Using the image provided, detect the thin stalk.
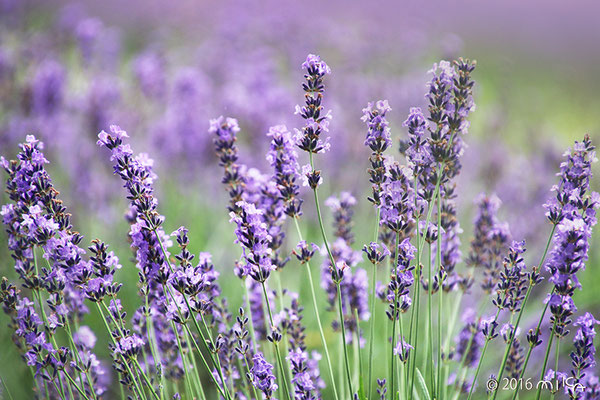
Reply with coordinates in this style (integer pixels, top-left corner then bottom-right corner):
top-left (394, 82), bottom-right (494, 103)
top-left (399, 312), bottom-right (408, 400)
top-left (427, 243), bottom-right (434, 396)
top-left (183, 329), bottom-right (206, 400)
top-left (466, 308), bottom-right (501, 400)
top-left (435, 189), bottom-right (443, 398)
top-left (260, 281), bottom-right (292, 400)
top-left (153, 231), bottom-right (230, 400)
top-left (275, 272), bottom-right (294, 386)
top-left (63, 370), bottom-right (92, 400)
top-left (292, 217), bottom-right (339, 400)
top-left (177, 293), bottom-right (231, 400)
top-left (551, 338), bottom-right (560, 400)
top-left (409, 175), bottom-right (442, 399)
top-left (0, 372), bottom-right (14, 400)
top-left (96, 303), bottom-right (146, 400)
top-left (535, 324), bottom-right (556, 400)
top-left (390, 232), bottom-right (400, 400)
top-left (367, 206), bottom-right (381, 400)
top-left (335, 282), bottom-right (354, 397)
top-left (242, 278), bottom-right (259, 353)
top-left (354, 308), bottom-right (364, 392)
top-left (508, 225), bottom-right (557, 400)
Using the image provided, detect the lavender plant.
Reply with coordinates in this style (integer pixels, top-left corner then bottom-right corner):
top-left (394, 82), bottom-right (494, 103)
top-left (0, 52), bottom-right (599, 400)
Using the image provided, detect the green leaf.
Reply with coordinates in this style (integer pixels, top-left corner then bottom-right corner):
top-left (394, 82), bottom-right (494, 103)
top-left (357, 375), bottom-right (367, 400)
top-left (415, 368), bottom-right (432, 400)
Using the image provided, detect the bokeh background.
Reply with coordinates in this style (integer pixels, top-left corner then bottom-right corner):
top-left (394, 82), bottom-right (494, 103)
top-left (1, 0), bottom-right (599, 398)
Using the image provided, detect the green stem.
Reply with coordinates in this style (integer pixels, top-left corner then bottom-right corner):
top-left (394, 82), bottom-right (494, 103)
top-left (292, 217), bottom-right (340, 400)
top-left (336, 282), bottom-right (354, 397)
top-left (367, 207), bottom-right (381, 400)
top-left (436, 187), bottom-right (443, 398)
top-left (535, 324), bottom-right (556, 400)
top-left (96, 303), bottom-right (146, 400)
top-left (510, 224), bottom-right (557, 400)
top-left (260, 281), bottom-right (292, 400)
top-left (390, 232), bottom-right (400, 400)
top-left (427, 243), bottom-right (434, 397)
top-left (409, 176), bottom-right (442, 399)
top-left (466, 308), bottom-right (501, 400)
top-left (551, 338), bottom-right (560, 400)
top-left (243, 278), bottom-right (259, 353)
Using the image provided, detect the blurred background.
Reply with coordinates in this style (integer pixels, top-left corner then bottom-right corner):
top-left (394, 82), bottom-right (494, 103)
top-left (1, 0), bottom-right (599, 398)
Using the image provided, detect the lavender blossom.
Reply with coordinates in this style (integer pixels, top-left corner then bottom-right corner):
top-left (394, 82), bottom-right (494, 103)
top-left (295, 54), bottom-right (332, 155)
top-left (567, 313), bottom-right (599, 399)
top-left (325, 192), bottom-right (356, 244)
top-left (267, 124), bottom-right (302, 217)
top-left (249, 352), bottom-right (278, 399)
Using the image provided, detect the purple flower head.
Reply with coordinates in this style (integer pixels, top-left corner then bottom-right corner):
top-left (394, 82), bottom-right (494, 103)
top-left (326, 192), bottom-right (356, 244)
top-left (74, 325), bottom-right (97, 350)
top-left (287, 348), bottom-right (316, 397)
top-left (379, 162), bottom-right (416, 235)
top-left (393, 338), bottom-right (413, 363)
top-left (267, 125), bottom-right (302, 217)
top-left (296, 54), bottom-right (332, 154)
top-left (293, 240), bottom-right (319, 264)
top-left (403, 107), bottom-right (433, 170)
top-left (230, 201), bottom-right (274, 282)
top-left (302, 54), bottom-right (331, 76)
top-left (568, 312), bottom-right (599, 394)
top-left (114, 335), bottom-right (145, 358)
top-left (31, 60), bottom-right (65, 116)
top-left (363, 100), bottom-right (392, 153)
top-left (249, 352), bottom-right (278, 398)
top-left (362, 242), bottom-right (390, 265)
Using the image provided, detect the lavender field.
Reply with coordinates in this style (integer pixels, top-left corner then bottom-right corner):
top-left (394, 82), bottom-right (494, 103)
top-left (1, 1), bottom-right (599, 399)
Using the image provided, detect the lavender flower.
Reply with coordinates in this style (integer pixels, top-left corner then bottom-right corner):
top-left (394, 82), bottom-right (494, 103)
top-left (295, 54), bottom-right (332, 155)
top-left (267, 124), bottom-right (302, 217)
top-left (403, 107), bottom-right (432, 173)
top-left (567, 313), bottom-right (599, 399)
top-left (325, 192), bottom-right (356, 244)
top-left (230, 201), bottom-right (274, 282)
top-left (249, 352), bottom-right (278, 399)
top-left (393, 338), bottom-right (413, 363)
top-left (210, 116), bottom-right (245, 213)
top-left (288, 348), bottom-right (317, 399)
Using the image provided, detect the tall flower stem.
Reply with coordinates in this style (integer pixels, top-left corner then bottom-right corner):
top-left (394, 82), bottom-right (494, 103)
top-left (292, 217), bottom-right (340, 400)
top-left (153, 230), bottom-right (231, 400)
top-left (367, 207), bottom-right (381, 399)
top-left (551, 338), bottom-right (560, 400)
top-left (509, 224), bottom-right (557, 400)
top-left (535, 324), bottom-right (556, 400)
top-left (435, 187), bottom-right (443, 397)
top-left (260, 281), bottom-right (292, 400)
top-left (336, 281), bottom-right (354, 396)
top-left (466, 308), bottom-right (501, 400)
top-left (390, 232), bottom-right (400, 400)
top-left (308, 151), bottom-right (354, 397)
top-left (96, 303), bottom-right (148, 400)
top-left (427, 243), bottom-right (435, 396)
top-left (409, 178), bottom-right (441, 399)
top-left (242, 278), bottom-right (259, 353)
